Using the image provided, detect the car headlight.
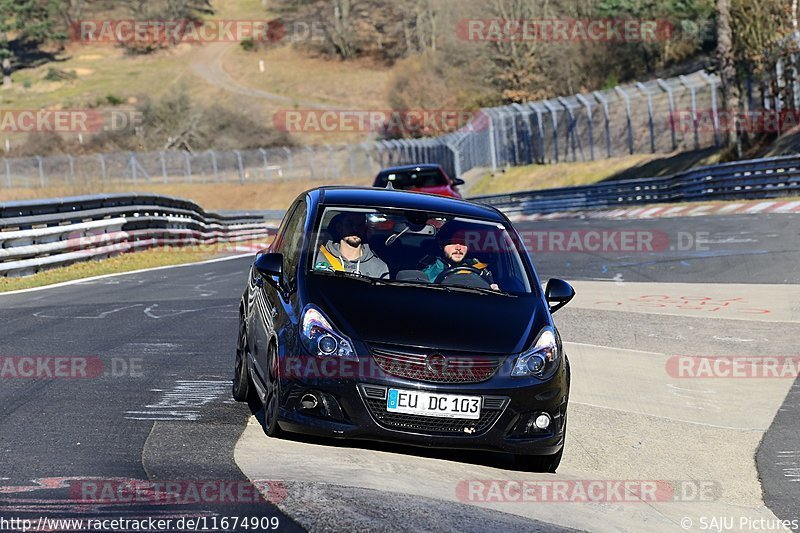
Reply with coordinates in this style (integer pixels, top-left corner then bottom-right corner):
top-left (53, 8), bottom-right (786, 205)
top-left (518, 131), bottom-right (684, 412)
top-left (300, 306), bottom-right (357, 360)
top-left (512, 327), bottom-right (560, 378)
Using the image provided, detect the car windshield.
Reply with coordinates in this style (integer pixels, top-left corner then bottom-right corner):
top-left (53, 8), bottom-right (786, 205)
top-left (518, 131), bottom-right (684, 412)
top-left (374, 168), bottom-right (448, 189)
top-left (309, 206), bottom-right (533, 295)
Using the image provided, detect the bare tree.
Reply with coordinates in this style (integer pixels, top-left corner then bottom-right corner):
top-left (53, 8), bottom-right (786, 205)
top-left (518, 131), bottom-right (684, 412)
top-left (488, 0), bottom-right (553, 102)
top-left (716, 0), bottom-right (740, 155)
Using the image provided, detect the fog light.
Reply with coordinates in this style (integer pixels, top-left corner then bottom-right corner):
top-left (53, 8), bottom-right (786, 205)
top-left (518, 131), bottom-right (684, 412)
top-left (534, 413), bottom-right (551, 429)
top-left (318, 334), bottom-right (338, 355)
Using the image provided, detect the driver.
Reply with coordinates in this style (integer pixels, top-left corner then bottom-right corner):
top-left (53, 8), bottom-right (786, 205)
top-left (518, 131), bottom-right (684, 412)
top-left (314, 212), bottom-right (389, 279)
top-left (420, 223), bottom-right (499, 290)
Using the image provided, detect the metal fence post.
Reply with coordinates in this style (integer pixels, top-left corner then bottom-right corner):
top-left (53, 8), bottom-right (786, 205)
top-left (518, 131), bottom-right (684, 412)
top-left (656, 79), bottom-right (677, 151)
top-left (699, 71), bottom-right (720, 147)
top-left (67, 155), bottom-right (75, 183)
top-left (283, 147), bottom-right (293, 175)
top-left (259, 148), bottom-right (271, 180)
top-left (512, 103), bottom-right (533, 165)
top-left (347, 145), bottom-right (356, 177)
top-left (486, 110), bottom-right (498, 171)
top-left (159, 152), bottom-right (167, 183)
top-left (402, 140), bottom-right (412, 163)
top-left (98, 154), bottom-right (108, 183)
top-left (184, 152), bottom-right (193, 182)
top-left (776, 58), bottom-right (785, 114)
top-left (37, 156), bottom-right (45, 187)
top-left (326, 145), bottom-right (338, 179)
top-left (679, 75), bottom-right (700, 150)
top-left (363, 142), bottom-right (375, 173)
top-left (614, 86), bottom-right (634, 154)
top-left (575, 94), bottom-right (595, 160)
top-left (635, 82), bottom-right (656, 153)
top-left (542, 100), bottom-right (560, 163)
top-left (374, 142), bottom-right (386, 169)
top-left (529, 103), bottom-right (546, 163)
top-left (209, 150), bottom-right (219, 182)
top-left (306, 146), bottom-right (316, 179)
top-left (557, 97), bottom-right (581, 162)
top-left (130, 153), bottom-right (138, 182)
top-left (592, 91), bottom-right (612, 158)
top-left (234, 150), bottom-right (245, 184)
top-left (507, 107), bottom-right (520, 165)
top-left (446, 142), bottom-right (462, 179)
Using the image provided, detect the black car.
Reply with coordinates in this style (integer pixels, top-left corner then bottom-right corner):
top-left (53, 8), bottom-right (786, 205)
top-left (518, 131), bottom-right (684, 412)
top-left (234, 187), bottom-right (575, 472)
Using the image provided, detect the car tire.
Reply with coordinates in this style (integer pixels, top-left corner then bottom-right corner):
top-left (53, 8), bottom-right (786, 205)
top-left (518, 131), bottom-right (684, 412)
top-left (233, 320), bottom-right (254, 402)
top-left (261, 342), bottom-right (284, 438)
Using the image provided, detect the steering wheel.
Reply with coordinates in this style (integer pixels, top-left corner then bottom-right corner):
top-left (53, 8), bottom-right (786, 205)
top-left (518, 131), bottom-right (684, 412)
top-left (434, 265), bottom-right (491, 288)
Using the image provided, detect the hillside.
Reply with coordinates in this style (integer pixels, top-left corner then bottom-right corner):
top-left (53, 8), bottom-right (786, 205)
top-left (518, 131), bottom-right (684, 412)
top-left (0, 0), bottom-right (395, 152)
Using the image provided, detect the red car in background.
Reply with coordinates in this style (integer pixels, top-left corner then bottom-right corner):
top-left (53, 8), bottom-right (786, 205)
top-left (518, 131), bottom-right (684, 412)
top-left (373, 164), bottom-right (465, 198)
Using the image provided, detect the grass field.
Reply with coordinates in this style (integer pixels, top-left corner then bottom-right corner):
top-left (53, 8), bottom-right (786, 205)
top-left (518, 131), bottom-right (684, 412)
top-left (468, 149), bottom-right (724, 196)
top-left (0, 175), bottom-right (373, 210)
top-left (1, 0), bottom-right (393, 149)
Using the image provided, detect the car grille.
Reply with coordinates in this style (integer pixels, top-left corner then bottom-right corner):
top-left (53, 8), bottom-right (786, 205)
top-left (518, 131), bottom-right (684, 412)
top-left (369, 344), bottom-right (505, 384)
top-left (359, 384), bottom-right (509, 436)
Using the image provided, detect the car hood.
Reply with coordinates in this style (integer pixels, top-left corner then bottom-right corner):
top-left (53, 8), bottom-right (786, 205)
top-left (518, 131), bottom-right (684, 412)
top-left (304, 275), bottom-right (546, 354)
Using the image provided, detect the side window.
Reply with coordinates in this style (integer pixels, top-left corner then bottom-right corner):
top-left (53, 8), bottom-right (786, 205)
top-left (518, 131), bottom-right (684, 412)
top-left (272, 201), bottom-right (300, 252)
top-left (277, 200), bottom-right (308, 285)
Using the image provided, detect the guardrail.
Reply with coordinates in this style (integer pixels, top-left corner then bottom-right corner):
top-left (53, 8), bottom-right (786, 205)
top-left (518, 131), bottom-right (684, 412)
top-left (470, 154), bottom-right (800, 214)
top-left (0, 193), bottom-right (279, 277)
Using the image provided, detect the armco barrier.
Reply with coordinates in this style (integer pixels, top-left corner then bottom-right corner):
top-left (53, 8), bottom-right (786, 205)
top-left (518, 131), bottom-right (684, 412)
top-left (470, 154), bottom-right (800, 214)
top-left (0, 193), bottom-right (278, 277)
top-left (3, 152), bottom-right (797, 277)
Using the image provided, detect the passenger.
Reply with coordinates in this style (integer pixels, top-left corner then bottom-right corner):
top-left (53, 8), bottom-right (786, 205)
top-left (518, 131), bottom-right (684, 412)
top-left (314, 212), bottom-right (390, 279)
top-left (420, 223), bottom-right (499, 290)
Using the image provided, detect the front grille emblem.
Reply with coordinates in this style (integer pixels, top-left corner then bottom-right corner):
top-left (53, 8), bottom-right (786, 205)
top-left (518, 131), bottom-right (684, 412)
top-left (425, 353), bottom-right (448, 375)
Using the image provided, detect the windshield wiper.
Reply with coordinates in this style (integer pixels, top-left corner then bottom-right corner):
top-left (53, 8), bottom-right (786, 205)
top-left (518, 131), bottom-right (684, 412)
top-left (313, 270), bottom-right (387, 285)
top-left (388, 279), bottom-right (513, 297)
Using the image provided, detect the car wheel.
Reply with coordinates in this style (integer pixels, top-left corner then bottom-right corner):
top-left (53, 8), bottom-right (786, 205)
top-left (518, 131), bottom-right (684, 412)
top-left (261, 342), bottom-right (283, 438)
top-left (233, 320), bottom-right (254, 402)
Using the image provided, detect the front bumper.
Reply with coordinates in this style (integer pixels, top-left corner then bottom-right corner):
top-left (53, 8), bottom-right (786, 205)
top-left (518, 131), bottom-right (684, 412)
top-left (275, 362), bottom-right (569, 455)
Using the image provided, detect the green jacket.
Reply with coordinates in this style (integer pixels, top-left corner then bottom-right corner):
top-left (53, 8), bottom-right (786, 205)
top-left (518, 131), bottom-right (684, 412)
top-left (421, 257), bottom-right (494, 284)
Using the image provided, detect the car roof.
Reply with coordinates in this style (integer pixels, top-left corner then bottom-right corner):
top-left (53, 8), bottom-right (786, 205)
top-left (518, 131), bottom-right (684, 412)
top-left (377, 164), bottom-right (441, 173)
top-left (308, 186), bottom-right (505, 222)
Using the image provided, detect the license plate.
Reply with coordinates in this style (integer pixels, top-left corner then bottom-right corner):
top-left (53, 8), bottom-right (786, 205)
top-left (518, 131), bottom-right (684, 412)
top-left (387, 388), bottom-right (481, 420)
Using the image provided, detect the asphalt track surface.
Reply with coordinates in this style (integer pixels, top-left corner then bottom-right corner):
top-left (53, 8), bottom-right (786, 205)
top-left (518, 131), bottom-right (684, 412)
top-left (1, 212), bottom-right (798, 532)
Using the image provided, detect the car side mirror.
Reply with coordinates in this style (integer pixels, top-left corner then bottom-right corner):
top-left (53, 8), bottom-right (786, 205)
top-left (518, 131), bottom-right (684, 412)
top-left (453, 178), bottom-right (465, 186)
top-left (255, 252), bottom-right (283, 282)
top-left (545, 279), bottom-right (575, 314)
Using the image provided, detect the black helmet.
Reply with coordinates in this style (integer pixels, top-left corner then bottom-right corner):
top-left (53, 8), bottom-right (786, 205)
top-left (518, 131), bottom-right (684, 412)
top-left (435, 222), bottom-right (472, 247)
top-left (328, 212), bottom-right (367, 241)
